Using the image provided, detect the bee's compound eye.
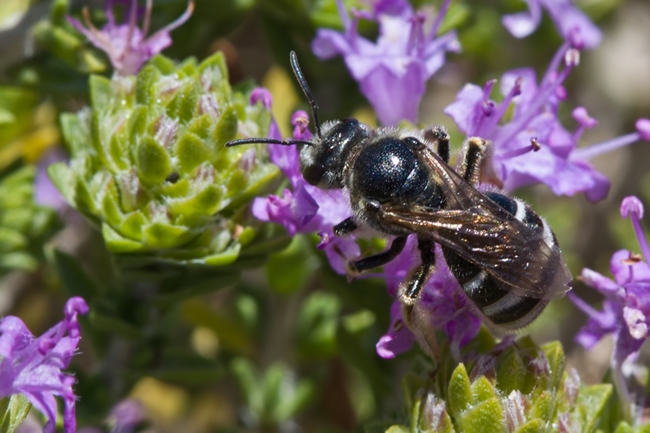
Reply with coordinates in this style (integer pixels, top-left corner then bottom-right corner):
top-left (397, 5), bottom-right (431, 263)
top-left (302, 164), bottom-right (325, 186)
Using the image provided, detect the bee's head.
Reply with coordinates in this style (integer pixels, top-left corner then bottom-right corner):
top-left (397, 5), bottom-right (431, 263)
top-left (299, 118), bottom-right (370, 189)
top-left (225, 52), bottom-right (370, 190)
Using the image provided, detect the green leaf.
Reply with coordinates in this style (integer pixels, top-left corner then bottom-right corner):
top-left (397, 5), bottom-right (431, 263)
top-left (89, 75), bottom-right (112, 110)
top-left (576, 384), bottom-right (612, 433)
top-left (530, 390), bottom-right (555, 422)
top-left (167, 185), bottom-right (223, 217)
top-left (448, 363), bottom-right (472, 418)
top-left (459, 397), bottom-right (505, 433)
top-left (495, 347), bottom-right (525, 394)
top-left (175, 132), bottom-right (215, 173)
top-left (135, 65), bottom-right (160, 105)
top-left (471, 376), bottom-right (498, 404)
top-left (214, 105), bottom-right (239, 146)
top-left (514, 418), bottom-right (546, 433)
top-left (0, 394), bottom-right (31, 433)
top-left (136, 136), bottom-right (172, 185)
top-left (142, 222), bottom-right (195, 249)
top-left (541, 341), bottom-right (565, 391)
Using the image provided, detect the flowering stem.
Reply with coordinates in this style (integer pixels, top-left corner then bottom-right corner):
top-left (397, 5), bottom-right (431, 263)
top-left (570, 132), bottom-right (641, 161)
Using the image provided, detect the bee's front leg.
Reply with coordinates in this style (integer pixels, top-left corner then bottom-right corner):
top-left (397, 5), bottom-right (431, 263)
top-left (333, 217), bottom-right (358, 236)
top-left (347, 236), bottom-right (407, 275)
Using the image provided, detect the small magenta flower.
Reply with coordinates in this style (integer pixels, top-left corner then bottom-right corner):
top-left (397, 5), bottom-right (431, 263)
top-left (502, 0), bottom-right (602, 49)
top-left (252, 110), bottom-right (360, 273)
top-left (0, 297), bottom-right (89, 433)
top-left (445, 42), bottom-right (649, 201)
top-left (311, 0), bottom-right (460, 126)
top-left (569, 196), bottom-right (650, 420)
top-left (68, 0), bottom-right (194, 76)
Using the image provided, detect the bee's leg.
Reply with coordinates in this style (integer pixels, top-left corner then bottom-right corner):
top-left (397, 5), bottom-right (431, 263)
top-left (333, 217), bottom-right (358, 236)
top-left (459, 137), bottom-right (488, 185)
top-left (424, 126), bottom-right (450, 164)
top-left (399, 237), bottom-right (436, 305)
top-left (399, 236), bottom-right (439, 359)
top-left (347, 236), bottom-right (408, 275)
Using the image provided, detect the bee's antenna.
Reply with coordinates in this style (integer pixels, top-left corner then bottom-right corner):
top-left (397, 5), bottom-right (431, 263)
top-left (290, 51), bottom-right (322, 139)
top-left (225, 137), bottom-right (312, 147)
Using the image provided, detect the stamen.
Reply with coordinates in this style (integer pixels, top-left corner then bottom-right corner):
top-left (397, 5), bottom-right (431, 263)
top-left (496, 137), bottom-right (541, 160)
top-left (564, 48), bottom-right (580, 68)
top-left (428, 0), bottom-right (452, 40)
top-left (123, 0), bottom-right (139, 64)
top-left (335, 0), bottom-right (351, 31)
top-left (482, 77), bottom-right (522, 138)
top-left (572, 106), bottom-right (598, 142)
top-left (567, 292), bottom-right (607, 320)
top-left (497, 65), bottom-right (573, 146)
top-left (407, 13), bottom-right (426, 56)
top-left (154, 0), bottom-right (195, 39)
top-left (621, 196), bottom-right (650, 263)
top-left (348, 10), bottom-right (363, 52)
top-left (142, 0), bottom-right (152, 38)
top-left (291, 110), bottom-right (311, 140)
top-left (570, 132), bottom-right (643, 161)
top-left (636, 118), bottom-right (650, 141)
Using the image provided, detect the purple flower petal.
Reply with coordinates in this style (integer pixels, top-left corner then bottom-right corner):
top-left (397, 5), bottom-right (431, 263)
top-left (0, 297), bottom-right (88, 433)
top-left (312, 1), bottom-right (459, 125)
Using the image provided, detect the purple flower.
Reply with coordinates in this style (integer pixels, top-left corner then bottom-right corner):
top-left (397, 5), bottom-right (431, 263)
top-left (445, 43), bottom-right (649, 201)
top-left (570, 196), bottom-right (650, 366)
top-left (502, 0), bottom-right (602, 49)
top-left (311, 0), bottom-right (460, 126)
top-left (252, 110), bottom-right (360, 273)
top-left (569, 196), bottom-right (650, 420)
top-left (68, 0), bottom-right (194, 76)
top-left (376, 242), bottom-right (481, 360)
top-left (0, 297), bottom-right (89, 433)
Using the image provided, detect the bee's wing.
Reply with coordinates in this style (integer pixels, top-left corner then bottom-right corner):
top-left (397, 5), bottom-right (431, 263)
top-left (380, 145), bottom-right (572, 299)
top-left (379, 205), bottom-right (572, 299)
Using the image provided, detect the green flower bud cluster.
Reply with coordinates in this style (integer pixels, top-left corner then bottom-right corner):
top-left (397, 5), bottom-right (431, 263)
top-left (0, 167), bottom-right (59, 277)
top-left (387, 340), bottom-right (612, 433)
top-left (49, 52), bottom-right (282, 267)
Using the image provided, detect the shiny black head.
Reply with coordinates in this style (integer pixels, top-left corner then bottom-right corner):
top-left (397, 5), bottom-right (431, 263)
top-left (225, 51), bottom-right (370, 189)
top-left (299, 118), bottom-right (370, 189)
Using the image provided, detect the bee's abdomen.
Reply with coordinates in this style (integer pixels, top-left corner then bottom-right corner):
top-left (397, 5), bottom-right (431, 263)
top-left (443, 251), bottom-right (547, 330)
top-left (443, 193), bottom-right (553, 331)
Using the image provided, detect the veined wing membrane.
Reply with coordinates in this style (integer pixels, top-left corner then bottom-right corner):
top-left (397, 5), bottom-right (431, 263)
top-left (378, 203), bottom-right (571, 300)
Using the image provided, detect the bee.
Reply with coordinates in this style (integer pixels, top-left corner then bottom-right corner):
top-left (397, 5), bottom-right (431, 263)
top-left (227, 52), bottom-right (572, 345)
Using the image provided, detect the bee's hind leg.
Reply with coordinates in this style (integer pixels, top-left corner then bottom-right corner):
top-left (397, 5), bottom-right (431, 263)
top-left (398, 236), bottom-right (440, 359)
